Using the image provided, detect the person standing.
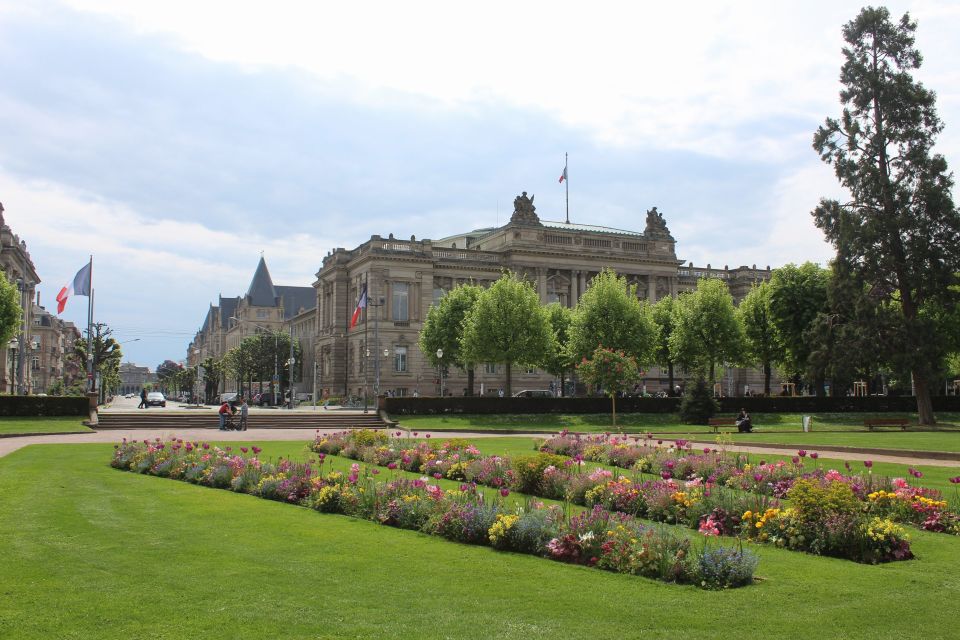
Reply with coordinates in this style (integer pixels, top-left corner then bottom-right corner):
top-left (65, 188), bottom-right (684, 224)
top-left (239, 397), bottom-right (249, 431)
top-left (138, 388), bottom-right (147, 409)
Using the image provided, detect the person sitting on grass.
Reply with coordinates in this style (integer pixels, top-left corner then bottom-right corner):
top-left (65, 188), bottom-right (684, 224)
top-left (218, 400), bottom-right (234, 431)
top-left (736, 408), bottom-right (753, 433)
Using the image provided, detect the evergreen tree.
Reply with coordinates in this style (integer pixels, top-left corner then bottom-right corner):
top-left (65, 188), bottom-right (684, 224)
top-left (813, 7), bottom-right (960, 423)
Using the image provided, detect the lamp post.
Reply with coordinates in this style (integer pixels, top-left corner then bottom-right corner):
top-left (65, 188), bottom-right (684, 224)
top-left (8, 338), bottom-right (19, 394)
top-left (436, 348), bottom-right (444, 397)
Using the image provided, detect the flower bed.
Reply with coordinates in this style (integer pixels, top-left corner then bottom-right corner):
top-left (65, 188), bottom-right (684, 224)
top-left (110, 437), bottom-right (758, 590)
top-left (312, 430), bottom-right (920, 563)
top-left (537, 431), bottom-right (960, 535)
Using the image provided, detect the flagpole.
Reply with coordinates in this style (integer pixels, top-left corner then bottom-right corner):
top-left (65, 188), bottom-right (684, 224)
top-left (565, 152), bottom-right (570, 225)
top-left (86, 256), bottom-right (94, 394)
top-left (363, 273), bottom-right (369, 413)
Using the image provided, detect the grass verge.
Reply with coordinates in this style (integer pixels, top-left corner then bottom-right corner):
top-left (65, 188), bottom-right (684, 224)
top-left (0, 416), bottom-right (92, 436)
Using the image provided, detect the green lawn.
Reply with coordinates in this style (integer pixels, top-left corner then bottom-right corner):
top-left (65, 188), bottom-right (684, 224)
top-left (2, 441), bottom-right (960, 639)
top-left (395, 411), bottom-right (960, 433)
top-left (0, 416), bottom-right (91, 436)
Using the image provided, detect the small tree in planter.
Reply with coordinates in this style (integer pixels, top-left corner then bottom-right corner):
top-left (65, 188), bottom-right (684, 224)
top-left (679, 377), bottom-right (719, 425)
top-left (577, 346), bottom-right (640, 428)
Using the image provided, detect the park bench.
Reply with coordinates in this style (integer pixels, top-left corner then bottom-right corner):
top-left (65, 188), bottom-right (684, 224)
top-left (864, 418), bottom-right (910, 431)
top-left (708, 417), bottom-right (737, 434)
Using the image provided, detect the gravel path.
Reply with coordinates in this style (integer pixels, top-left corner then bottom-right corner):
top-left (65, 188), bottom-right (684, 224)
top-left (1, 428), bottom-right (959, 468)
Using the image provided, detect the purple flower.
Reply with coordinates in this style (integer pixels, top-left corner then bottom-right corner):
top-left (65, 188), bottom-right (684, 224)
top-left (425, 434), bottom-right (431, 439)
top-left (810, 452), bottom-right (819, 460)
top-left (798, 450), bottom-right (807, 458)
top-left (949, 476), bottom-right (960, 484)
top-left (753, 473), bottom-right (763, 483)
top-left (371, 469), bottom-right (380, 475)
top-left (387, 462), bottom-right (397, 470)
top-left (433, 472), bottom-right (442, 479)
top-left (500, 488), bottom-right (510, 497)
top-left (660, 471), bottom-right (672, 480)
top-left (240, 447), bottom-right (248, 454)
top-left (703, 447), bottom-right (711, 454)
top-left (864, 460), bottom-right (873, 468)
top-left (792, 456), bottom-right (800, 464)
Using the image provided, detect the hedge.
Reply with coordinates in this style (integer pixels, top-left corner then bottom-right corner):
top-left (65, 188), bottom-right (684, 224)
top-left (0, 395), bottom-right (89, 417)
top-left (382, 395), bottom-right (960, 416)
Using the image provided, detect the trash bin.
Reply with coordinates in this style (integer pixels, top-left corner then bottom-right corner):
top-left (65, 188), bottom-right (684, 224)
top-left (802, 416), bottom-right (812, 432)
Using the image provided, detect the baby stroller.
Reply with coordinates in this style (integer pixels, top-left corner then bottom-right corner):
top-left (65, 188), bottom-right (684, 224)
top-left (222, 413), bottom-right (243, 431)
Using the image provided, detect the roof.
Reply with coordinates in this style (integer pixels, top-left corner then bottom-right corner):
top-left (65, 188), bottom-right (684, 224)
top-left (219, 296), bottom-right (239, 329)
top-left (540, 220), bottom-right (644, 237)
top-left (276, 286), bottom-right (316, 320)
top-left (246, 257), bottom-right (277, 306)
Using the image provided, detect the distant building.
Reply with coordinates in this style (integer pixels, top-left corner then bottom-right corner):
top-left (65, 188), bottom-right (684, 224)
top-left (29, 303), bottom-right (82, 394)
top-left (190, 257), bottom-right (316, 394)
top-left (0, 202), bottom-right (40, 394)
top-left (118, 362), bottom-right (156, 395)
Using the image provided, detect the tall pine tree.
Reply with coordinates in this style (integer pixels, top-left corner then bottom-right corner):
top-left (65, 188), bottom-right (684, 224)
top-left (812, 8), bottom-right (960, 424)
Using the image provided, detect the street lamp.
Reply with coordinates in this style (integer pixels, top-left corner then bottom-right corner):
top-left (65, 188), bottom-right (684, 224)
top-left (8, 338), bottom-right (19, 394)
top-left (436, 348), bottom-right (444, 397)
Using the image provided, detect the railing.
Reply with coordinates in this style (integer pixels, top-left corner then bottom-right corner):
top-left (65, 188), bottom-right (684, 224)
top-left (433, 249), bottom-right (499, 262)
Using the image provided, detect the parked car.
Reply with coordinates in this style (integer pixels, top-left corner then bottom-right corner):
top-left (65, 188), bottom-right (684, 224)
top-left (146, 392), bottom-right (166, 407)
top-left (512, 389), bottom-right (554, 398)
top-left (219, 392), bottom-right (239, 404)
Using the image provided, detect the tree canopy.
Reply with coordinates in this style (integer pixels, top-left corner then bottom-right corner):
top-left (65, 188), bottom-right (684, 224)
top-left (568, 269), bottom-right (658, 366)
top-left (419, 283), bottom-right (482, 395)
top-left (460, 272), bottom-right (552, 396)
top-left (736, 281), bottom-right (780, 395)
top-left (0, 275), bottom-right (21, 349)
top-left (669, 277), bottom-right (743, 381)
top-left (812, 7), bottom-right (960, 422)
top-left (541, 302), bottom-right (574, 396)
top-left (768, 262), bottom-right (830, 387)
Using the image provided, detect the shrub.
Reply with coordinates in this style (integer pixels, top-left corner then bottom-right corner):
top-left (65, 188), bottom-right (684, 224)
top-left (679, 378), bottom-right (718, 424)
top-left (695, 547), bottom-right (759, 589)
top-left (512, 453), bottom-right (568, 495)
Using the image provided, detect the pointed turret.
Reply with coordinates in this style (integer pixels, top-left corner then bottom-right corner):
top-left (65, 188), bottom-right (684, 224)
top-left (246, 256), bottom-right (277, 306)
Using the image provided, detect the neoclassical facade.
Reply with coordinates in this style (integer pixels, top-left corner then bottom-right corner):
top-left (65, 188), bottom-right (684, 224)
top-left (312, 194), bottom-right (771, 399)
top-left (0, 203), bottom-right (40, 394)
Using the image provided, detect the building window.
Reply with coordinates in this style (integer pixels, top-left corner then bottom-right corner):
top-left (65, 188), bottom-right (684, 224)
top-left (433, 287), bottom-right (445, 305)
top-left (526, 366), bottom-right (537, 374)
top-left (392, 283), bottom-right (409, 321)
top-left (394, 346), bottom-right (407, 373)
top-left (256, 309), bottom-right (269, 319)
top-left (484, 363), bottom-right (497, 375)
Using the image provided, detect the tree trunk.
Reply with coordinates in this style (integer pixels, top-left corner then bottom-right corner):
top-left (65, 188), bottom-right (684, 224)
top-left (505, 361), bottom-right (513, 397)
top-left (763, 361), bottom-right (771, 396)
top-left (709, 362), bottom-right (715, 383)
top-left (667, 362), bottom-right (675, 396)
top-left (913, 372), bottom-right (936, 425)
top-left (611, 393), bottom-right (617, 428)
top-left (467, 367), bottom-right (475, 396)
top-left (560, 372), bottom-right (566, 397)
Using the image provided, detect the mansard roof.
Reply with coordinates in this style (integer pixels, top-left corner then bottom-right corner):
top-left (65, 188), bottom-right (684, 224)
top-left (541, 220), bottom-right (645, 237)
top-left (276, 286), bottom-right (316, 320)
top-left (218, 296), bottom-right (239, 329)
top-left (246, 257), bottom-right (277, 307)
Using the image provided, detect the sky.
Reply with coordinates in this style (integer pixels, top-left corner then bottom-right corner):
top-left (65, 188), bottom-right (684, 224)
top-left (2, 0), bottom-right (959, 368)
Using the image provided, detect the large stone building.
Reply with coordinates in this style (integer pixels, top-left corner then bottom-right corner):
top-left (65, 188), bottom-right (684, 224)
top-left (311, 194), bottom-right (771, 399)
top-left (29, 303), bottom-right (83, 394)
top-left (190, 195), bottom-right (772, 400)
top-left (118, 362), bottom-right (157, 395)
top-left (190, 257), bottom-right (316, 395)
top-left (0, 203), bottom-right (40, 394)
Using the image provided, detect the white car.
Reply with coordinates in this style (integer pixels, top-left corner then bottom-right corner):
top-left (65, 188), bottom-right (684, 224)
top-left (512, 390), bottom-right (554, 398)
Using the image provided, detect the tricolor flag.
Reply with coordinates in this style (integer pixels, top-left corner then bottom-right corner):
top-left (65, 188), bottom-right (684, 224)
top-left (559, 166), bottom-right (567, 183)
top-left (56, 261), bottom-right (92, 313)
top-left (349, 283), bottom-right (367, 328)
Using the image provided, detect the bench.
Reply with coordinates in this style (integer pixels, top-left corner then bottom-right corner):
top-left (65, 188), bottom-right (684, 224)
top-left (708, 418), bottom-right (737, 434)
top-left (864, 418), bottom-right (909, 431)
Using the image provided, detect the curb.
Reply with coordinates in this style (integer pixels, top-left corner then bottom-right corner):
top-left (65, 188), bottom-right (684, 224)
top-left (686, 439), bottom-right (960, 461)
top-left (0, 430), bottom-right (94, 439)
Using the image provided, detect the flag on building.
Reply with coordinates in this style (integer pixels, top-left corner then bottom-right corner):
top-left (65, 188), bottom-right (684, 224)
top-left (559, 166), bottom-right (567, 183)
top-left (56, 261), bottom-right (92, 313)
top-left (349, 283), bottom-right (367, 328)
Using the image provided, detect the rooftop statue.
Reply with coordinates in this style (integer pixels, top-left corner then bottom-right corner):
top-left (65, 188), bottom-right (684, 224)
top-left (644, 206), bottom-right (672, 238)
top-left (510, 191), bottom-right (542, 226)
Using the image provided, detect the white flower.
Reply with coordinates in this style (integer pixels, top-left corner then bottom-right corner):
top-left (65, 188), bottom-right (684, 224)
top-left (578, 531), bottom-right (595, 543)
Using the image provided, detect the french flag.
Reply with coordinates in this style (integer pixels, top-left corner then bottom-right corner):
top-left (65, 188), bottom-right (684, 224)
top-left (559, 166), bottom-right (567, 183)
top-left (349, 284), bottom-right (367, 328)
top-left (56, 262), bottom-right (92, 314)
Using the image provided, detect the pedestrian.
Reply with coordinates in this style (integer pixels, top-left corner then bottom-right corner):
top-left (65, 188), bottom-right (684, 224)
top-left (218, 399), bottom-right (233, 430)
top-left (736, 408), bottom-right (753, 433)
top-left (138, 388), bottom-right (147, 409)
top-left (239, 396), bottom-right (249, 431)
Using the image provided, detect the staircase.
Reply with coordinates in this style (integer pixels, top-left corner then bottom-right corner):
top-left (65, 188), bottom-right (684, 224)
top-left (95, 411), bottom-right (390, 431)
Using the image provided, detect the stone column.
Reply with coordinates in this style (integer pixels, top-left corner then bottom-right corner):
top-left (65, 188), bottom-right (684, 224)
top-left (647, 275), bottom-right (656, 302)
top-left (537, 268), bottom-right (548, 304)
top-left (571, 269), bottom-right (579, 306)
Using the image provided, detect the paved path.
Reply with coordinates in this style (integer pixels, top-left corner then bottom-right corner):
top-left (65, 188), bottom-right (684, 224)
top-left (2, 428), bottom-right (960, 469)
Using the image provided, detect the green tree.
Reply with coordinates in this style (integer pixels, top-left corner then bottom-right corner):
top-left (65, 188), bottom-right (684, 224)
top-left (577, 346), bottom-right (640, 428)
top-left (812, 7), bottom-right (960, 423)
top-left (736, 281), bottom-right (780, 395)
top-left (0, 275), bottom-right (21, 348)
top-left (460, 272), bottom-right (552, 396)
top-left (669, 278), bottom-right (743, 381)
top-left (74, 323), bottom-right (123, 403)
top-left (568, 269), bottom-right (658, 365)
top-left (651, 295), bottom-right (677, 395)
top-left (419, 283), bottom-right (482, 395)
top-left (541, 303), bottom-right (574, 396)
top-left (200, 357), bottom-right (223, 403)
top-left (768, 263), bottom-right (830, 391)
